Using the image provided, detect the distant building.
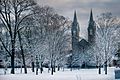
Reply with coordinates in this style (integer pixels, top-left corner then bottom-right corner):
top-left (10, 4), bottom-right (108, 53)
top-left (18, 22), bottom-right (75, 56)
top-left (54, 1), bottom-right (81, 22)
top-left (71, 10), bottom-right (96, 67)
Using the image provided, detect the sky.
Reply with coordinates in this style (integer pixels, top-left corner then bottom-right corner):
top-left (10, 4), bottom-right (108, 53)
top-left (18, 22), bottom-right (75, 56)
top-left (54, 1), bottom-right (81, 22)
top-left (37, 0), bottom-right (120, 39)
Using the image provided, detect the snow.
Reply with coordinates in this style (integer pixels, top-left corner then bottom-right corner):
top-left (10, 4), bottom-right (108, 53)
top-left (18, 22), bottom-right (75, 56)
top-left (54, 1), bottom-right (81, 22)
top-left (0, 67), bottom-right (119, 80)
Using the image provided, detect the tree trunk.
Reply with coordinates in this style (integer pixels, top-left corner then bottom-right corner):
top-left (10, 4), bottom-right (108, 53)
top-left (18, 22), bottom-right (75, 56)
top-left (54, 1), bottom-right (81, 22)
top-left (40, 62), bottom-right (43, 74)
top-left (105, 61), bottom-right (107, 74)
top-left (57, 65), bottom-right (60, 71)
top-left (51, 66), bottom-right (54, 75)
top-left (40, 67), bottom-right (43, 74)
top-left (18, 31), bottom-right (27, 74)
top-left (70, 67), bottom-right (72, 71)
top-left (22, 52), bottom-right (27, 74)
top-left (36, 67), bottom-right (38, 75)
top-left (11, 51), bottom-right (15, 74)
top-left (53, 66), bottom-right (55, 72)
top-left (21, 62), bottom-right (22, 73)
top-left (98, 64), bottom-right (101, 74)
top-left (11, 40), bottom-right (15, 74)
top-left (51, 58), bottom-right (54, 75)
top-left (51, 61), bottom-right (53, 75)
top-left (53, 61), bottom-right (56, 72)
top-left (36, 62), bottom-right (39, 75)
top-left (63, 67), bottom-right (64, 71)
top-left (32, 62), bottom-right (34, 72)
top-left (70, 64), bottom-right (72, 71)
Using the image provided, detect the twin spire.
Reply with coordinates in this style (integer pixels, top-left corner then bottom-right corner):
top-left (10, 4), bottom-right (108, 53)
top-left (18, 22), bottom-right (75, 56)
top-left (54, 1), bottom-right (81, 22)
top-left (90, 9), bottom-right (94, 22)
top-left (73, 10), bottom-right (77, 23)
top-left (73, 9), bottom-right (94, 23)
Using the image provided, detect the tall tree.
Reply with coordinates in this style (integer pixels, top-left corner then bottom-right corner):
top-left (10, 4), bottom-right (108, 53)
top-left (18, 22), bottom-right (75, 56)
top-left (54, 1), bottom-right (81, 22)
top-left (96, 12), bottom-right (120, 74)
top-left (0, 0), bottom-right (36, 74)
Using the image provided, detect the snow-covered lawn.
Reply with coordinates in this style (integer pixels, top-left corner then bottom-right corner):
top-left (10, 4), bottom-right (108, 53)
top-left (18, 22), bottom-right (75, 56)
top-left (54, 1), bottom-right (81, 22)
top-left (0, 67), bottom-right (119, 80)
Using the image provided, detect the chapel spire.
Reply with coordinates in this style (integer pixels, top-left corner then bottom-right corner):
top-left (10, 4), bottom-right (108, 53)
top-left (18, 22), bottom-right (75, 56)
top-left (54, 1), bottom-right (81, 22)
top-left (88, 9), bottom-right (96, 44)
top-left (90, 9), bottom-right (94, 22)
top-left (73, 10), bottom-right (77, 23)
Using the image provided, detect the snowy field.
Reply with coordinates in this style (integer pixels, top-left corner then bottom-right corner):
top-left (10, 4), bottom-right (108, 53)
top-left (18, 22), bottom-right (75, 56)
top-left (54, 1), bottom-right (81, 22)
top-left (0, 67), bottom-right (119, 80)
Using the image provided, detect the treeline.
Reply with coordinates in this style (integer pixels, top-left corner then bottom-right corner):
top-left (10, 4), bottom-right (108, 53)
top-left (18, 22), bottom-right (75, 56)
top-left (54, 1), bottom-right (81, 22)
top-left (0, 0), bottom-right (71, 75)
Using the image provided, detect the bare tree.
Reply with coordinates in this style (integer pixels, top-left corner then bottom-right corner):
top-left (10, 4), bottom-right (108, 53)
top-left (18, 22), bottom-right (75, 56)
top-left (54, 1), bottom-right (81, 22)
top-left (0, 0), bottom-right (36, 74)
top-left (47, 21), bottom-right (71, 75)
top-left (95, 12), bottom-right (120, 74)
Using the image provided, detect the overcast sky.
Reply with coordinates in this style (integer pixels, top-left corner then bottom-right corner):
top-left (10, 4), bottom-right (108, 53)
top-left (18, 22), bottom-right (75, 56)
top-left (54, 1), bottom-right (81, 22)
top-left (37, 0), bottom-right (120, 39)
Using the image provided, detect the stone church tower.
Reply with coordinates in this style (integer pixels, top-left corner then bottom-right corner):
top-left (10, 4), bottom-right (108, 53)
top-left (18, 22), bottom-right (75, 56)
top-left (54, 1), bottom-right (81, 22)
top-left (70, 10), bottom-right (96, 67)
top-left (71, 11), bottom-right (80, 53)
top-left (71, 10), bottom-right (96, 54)
top-left (88, 9), bottom-right (96, 44)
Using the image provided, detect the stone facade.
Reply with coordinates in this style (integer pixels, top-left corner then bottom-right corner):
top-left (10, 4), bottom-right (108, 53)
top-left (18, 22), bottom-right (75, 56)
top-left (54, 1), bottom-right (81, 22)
top-left (71, 10), bottom-right (96, 67)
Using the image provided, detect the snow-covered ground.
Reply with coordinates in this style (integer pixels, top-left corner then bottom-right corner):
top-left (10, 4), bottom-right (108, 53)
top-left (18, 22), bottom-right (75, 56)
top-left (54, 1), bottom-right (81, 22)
top-left (0, 67), bottom-right (119, 80)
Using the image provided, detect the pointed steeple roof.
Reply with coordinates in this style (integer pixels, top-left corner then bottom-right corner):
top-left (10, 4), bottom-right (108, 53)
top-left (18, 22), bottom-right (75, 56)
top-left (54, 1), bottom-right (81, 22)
top-left (89, 9), bottom-right (94, 21)
top-left (73, 10), bottom-right (77, 23)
